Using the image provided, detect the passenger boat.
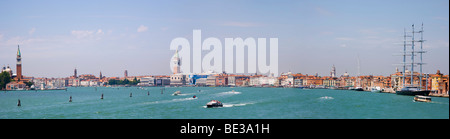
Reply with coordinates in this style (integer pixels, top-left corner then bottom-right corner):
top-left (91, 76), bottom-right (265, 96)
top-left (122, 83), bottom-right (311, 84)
top-left (414, 95), bottom-right (431, 102)
top-left (206, 100), bottom-right (223, 108)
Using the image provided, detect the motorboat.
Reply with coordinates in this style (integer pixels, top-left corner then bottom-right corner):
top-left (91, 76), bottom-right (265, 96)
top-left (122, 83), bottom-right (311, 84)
top-left (206, 100), bottom-right (223, 108)
top-left (172, 91), bottom-right (181, 96)
top-left (414, 95), bottom-right (431, 102)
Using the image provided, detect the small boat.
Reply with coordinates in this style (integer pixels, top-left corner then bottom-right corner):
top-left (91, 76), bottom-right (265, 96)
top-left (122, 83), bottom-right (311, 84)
top-left (414, 95), bottom-right (431, 102)
top-left (172, 91), bottom-right (181, 96)
top-left (206, 100), bottom-right (223, 108)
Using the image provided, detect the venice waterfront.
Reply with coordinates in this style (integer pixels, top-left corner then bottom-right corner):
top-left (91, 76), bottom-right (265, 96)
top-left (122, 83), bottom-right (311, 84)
top-left (0, 87), bottom-right (448, 119)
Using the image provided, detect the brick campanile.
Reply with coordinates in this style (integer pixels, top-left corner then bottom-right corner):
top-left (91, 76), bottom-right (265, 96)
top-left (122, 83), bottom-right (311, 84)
top-left (16, 45), bottom-right (22, 80)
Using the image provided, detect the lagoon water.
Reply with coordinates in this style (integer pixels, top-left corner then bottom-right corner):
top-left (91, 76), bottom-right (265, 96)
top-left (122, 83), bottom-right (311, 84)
top-left (0, 87), bottom-right (448, 119)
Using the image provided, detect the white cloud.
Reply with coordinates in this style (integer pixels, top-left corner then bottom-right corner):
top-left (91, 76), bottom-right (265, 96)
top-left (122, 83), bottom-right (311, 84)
top-left (96, 29), bottom-right (104, 35)
top-left (71, 30), bottom-right (94, 38)
top-left (29, 28), bottom-right (36, 35)
top-left (71, 29), bottom-right (105, 39)
top-left (137, 25), bottom-right (148, 32)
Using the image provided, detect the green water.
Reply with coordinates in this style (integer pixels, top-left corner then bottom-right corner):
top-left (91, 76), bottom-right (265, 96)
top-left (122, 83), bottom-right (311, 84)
top-left (0, 87), bottom-right (448, 119)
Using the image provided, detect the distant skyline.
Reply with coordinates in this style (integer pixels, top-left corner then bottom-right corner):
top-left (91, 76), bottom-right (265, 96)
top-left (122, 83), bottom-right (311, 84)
top-left (0, 0), bottom-right (448, 78)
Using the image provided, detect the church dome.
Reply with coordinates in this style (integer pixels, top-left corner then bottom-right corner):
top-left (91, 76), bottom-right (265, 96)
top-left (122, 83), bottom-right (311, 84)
top-left (4, 65), bottom-right (12, 72)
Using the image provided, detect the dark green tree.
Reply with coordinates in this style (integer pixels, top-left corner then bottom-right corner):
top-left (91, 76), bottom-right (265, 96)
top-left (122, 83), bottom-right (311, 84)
top-left (0, 71), bottom-right (11, 90)
top-left (24, 81), bottom-right (34, 88)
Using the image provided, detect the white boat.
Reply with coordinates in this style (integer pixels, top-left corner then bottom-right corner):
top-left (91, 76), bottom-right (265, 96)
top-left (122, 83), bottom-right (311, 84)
top-left (206, 100), bottom-right (223, 108)
top-left (371, 86), bottom-right (382, 93)
top-left (172, 91), bottom-right (181, 96)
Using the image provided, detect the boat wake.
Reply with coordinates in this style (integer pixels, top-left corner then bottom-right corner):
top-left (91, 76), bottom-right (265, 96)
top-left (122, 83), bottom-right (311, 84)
top-left (202, 102), bottom-right (255, 108)
top-left (216, 91), bottom-right (241, 96)
top-left (319, 96), bottom-right (334, 100)
top-left (141, 97), bottom-right (197, 105)
top-left (172, 97), bottom-right (197, 102)
top-left (223, 102), bottom-right (253, 107)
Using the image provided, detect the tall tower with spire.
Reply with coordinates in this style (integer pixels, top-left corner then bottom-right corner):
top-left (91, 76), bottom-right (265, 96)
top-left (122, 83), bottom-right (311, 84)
top-left (74, 68), bottom-right (77, 78)
top-left (172, 49), bottom-right (181, 74)
top-left (16, 45), bottom-right (22, 80)
top-left (331, 64), bottom-right (336, 78)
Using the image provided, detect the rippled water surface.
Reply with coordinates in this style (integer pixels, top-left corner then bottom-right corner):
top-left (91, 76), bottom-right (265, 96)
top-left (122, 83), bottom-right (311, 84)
top-left (0, 87), bottom-right (448, 119)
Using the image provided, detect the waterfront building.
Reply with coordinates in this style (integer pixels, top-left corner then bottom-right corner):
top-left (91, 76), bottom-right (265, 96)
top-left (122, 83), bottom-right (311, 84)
top-left (430, 70), bottom-right (449, 95)
top-left (234, 75), bottom-right (250, 86)
top-left (170, 74), bottom-right (186, 86)
top-left (390, 71), bottom-right (403, 91)
top-left (215, 73), bottom-right (228, 87)
top-left (228, 76), bottom-right (236, 86)
top-left (292, 73), bottom-right (306, 87)
top-left (259, 76), bottom-right (277, 86)
top-left (371, 76), bottom-right (385, 89)
top-left (188, 74), bottom-right (208, 85)
top-left (280, 73), bottom-right (294, 87)
top-left (390, 69), bottom-right (426, 91)
top-left (206, 75), bottom-right (216, 86)
top-left (124, 70), bottom-right (128, 78)
top-left (138, 77), bottom-right (155, 86)
top-left (249, 74), bottom-right (263, 86)
top-left (6, 81), bottom-right (26, 90)
top-left (358, 75), bottom-right (373, 91)
top-left (305, 75), bottom-right (323, 87)
top-left (195, 78), bottom-right (207, 86)
top-left (155, 76), bottom-right (171, 86)
top-left (323, 76), bottom-right (338, 87)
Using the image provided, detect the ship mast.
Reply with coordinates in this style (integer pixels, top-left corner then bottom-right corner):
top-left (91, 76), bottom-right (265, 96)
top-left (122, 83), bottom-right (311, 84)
top-left (418, 23), bottom-right (425, 90)
top-left (411, 24), bottom-right (415, 86)
top-left (396, 23), bottom-right (425, 90)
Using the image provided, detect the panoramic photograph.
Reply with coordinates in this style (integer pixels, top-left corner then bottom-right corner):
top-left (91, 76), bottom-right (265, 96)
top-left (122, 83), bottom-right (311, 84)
top-left (1, 0), bottom-right (448, 123)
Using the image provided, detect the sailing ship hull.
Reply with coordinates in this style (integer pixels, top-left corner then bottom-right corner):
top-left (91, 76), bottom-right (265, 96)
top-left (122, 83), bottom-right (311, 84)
top-left (396, 90), bottom-right (430, 96)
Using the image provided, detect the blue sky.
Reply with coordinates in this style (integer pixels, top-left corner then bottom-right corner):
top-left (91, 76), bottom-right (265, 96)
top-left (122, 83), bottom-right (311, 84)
top-left (0, 0), bottom-right (448, 78)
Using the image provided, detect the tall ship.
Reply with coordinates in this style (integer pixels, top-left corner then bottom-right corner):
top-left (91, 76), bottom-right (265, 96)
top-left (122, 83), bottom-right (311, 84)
top-left (395, 24), bottom-right (430, 96)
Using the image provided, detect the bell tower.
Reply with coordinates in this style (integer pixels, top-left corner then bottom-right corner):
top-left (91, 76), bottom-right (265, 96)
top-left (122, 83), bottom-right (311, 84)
top-left (172, 49), bottom-right (181, 74)
top-left (16, 45), bottom-right (22, 80)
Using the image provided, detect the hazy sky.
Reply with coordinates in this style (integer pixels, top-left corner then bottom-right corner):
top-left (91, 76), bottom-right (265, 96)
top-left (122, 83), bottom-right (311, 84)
top-left (0, 0), bottom-right (448, 78)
